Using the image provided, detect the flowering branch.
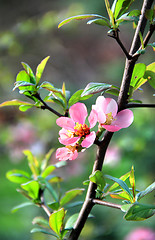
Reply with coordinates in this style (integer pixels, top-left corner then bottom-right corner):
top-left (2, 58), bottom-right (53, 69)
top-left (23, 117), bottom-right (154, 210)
top-left (69, 1), bottom-right (154, 239)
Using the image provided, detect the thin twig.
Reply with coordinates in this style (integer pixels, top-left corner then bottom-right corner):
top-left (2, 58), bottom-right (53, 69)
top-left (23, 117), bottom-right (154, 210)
top-left (126, 103), bottom-right (155, 109)
top-left (108, 30), bottom-right (132, 60)
top-left (93, 199), bottom-right (122, 210)
top-left (40, 203), bottom-right (51, 217)
top-left (34, 93), bottom-right (63, 117)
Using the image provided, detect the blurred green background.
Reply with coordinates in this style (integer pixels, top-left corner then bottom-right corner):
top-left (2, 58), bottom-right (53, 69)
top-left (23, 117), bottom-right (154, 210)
top-left (0, 0), bottom-right (154, 239)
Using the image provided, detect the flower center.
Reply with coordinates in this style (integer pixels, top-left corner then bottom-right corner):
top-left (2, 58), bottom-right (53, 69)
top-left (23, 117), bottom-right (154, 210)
top-left (74, 123), bottom-right (90, 137)
top-left (104, 112), bottom-right (113, 125)
top-left (66, 145), bottom-right (77, 152)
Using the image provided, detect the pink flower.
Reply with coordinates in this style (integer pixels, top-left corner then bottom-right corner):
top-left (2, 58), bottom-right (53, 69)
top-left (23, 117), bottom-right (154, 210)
top-left (124, 227), bottom-right (155, 240)
top-left (56, 102), bottom-right (97, 149)
top-left (56, 146), bottom-right (78, 161)
top-left (92, 96), bottom-right (134, 132)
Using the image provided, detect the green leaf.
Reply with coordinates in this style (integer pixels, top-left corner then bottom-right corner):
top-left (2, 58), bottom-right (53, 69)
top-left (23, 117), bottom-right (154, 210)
top-left (130, 63), bottom-right (146, 87)
top-left (41, 148), bottom-right (55, 172)
top-left (136, 182), bottom-right (155, 201)
top-left (145, 62), bottom-right (155, 89)
top-left (65, 213), bottom-right (79, 230)
top-left (48, 202), bottom-right (60, 211)
top-left (68, 89), bottom-right (93, 107)
top-left (16, 70), bottom-right (30, 83)
top-left (110, 191), bottom-right (132, 201)
top-left (32, 216), bottom-right (50, 228)
top-left (89, 170), bottom-right (105, 191)
top-left (145, 9), bottom-right (154, 23)
top-left (58, 14), bottom-right (105, 28)
top-left (21, 62), bottom-right (36, 84)
top-left (30, 228), bottom-right (57, 237)
top-left (108, 171), bottom-right (130, 192)
top-left (19, 105), bottom-right (34, 112)
top-left (104, 0), bottom-right (115, 27)
top-left (43, 178), bottom-right (58, 202)
top-left (121, 203), bottom-right (132, 212)
top-left (41, 165), bottom-right (56, 178)
top-left (105, 87), bottom-right (119, 96)
top-left (116, 14), bottom-right (139, 26)
top-left (6, 169), bottom-right (31, 184)
top-left (105, 174), bottom-right (132, 199)
top-left (114, 0), bottom-right (135, 19)
top-left (36, 56), bottom-right (50, 84)
top-left (23, 150), bottom-right (39, 176)
top-left (129, 166), bottom-right (135, 198)
top-left (49, 208), bottom-right (66, 236)
top-left (87, 18), bottom-right (110, 27)
top-left (21, 180), bottom-right (40, 200)
top-left (12, 202), bottom-right (34, 213)
top-left (124, 202), bottom-right (155, 221)
top-left (60, 188), bottom-right (84, 207)
top-left (0, 100), bottom-right (33, 108)
top-left (13, 81), bottom-right (35, 91)
top-left (81, 82), bottom-right (112, 97)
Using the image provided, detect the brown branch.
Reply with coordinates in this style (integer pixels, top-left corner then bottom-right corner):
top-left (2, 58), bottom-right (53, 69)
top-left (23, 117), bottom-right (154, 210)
top-left (108, 30), bottom-right (132, 60)
top-left (34, 93), bottom-right (63, 117)
top-left (93, 199), bottom-right (122, 210)
top-left (126, 103), bottom-right (155, 108)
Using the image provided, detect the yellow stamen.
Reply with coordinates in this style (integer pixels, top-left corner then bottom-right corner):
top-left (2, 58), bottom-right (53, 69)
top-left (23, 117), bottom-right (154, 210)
top-left (104, 112), bottom-right (113, 125)
top-left (74, 123), bottom-right (90, 137)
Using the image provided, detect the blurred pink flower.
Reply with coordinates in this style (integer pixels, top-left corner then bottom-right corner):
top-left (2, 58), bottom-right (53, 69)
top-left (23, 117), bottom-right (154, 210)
top-left (56, 102), bottom-right (97, 149)
top-left (56, 146), bottom-right (78, 161)
top-left (124, 227), bottom-right (155, 240)
top-left (92, 96), bottom-right (134, 132)
top-left (104, 145), bottom-right (121, 166)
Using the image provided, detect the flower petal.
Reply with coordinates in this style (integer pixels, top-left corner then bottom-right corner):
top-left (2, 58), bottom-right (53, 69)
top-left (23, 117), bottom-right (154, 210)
top-left (69, 102), bottom-right (87, 124)
top-left (56, 147), bottom-right (78, 161)
top-left (59, 136), bottom-right (80, 146)
top-left (102, 98), bottom-right (118, 117)
top-left (101, 125), bottom-right (121, 132)
top-left (112, 109), bottom-right (134, 128)
top-left (88, 109), bottom-right (98, 129)
top-left (56, 117), bottom-right (75, 130)
top-left (81, 131), bottom-right (96, 148)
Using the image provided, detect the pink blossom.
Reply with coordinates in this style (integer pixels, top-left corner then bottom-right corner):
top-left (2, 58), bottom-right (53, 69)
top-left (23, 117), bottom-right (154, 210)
top-left (124, 227), bottom-right (155, 240)
top-left (92, 96), bottom-right (134, 132)
top-left (56, 103), bottom-right (97, 149)
top-left (56, 146), bottom-right (78, 161)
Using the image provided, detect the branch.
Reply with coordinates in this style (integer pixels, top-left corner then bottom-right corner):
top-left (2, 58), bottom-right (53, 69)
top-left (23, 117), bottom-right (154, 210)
top-left (39, 191), bottom-right (51, 217)
top-left (126, 103), bottom-right (155, 108)
top-left (130, 0), bottom-right (154, 55)
top-left (108, 30), bottom-right (132, 60)
top-left (92, 199), bottom-right (122, 210)
top-left (34, 93), bottom-right (63, 117)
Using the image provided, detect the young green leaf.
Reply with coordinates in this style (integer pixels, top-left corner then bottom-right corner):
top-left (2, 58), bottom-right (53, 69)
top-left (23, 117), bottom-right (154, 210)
top-left (58, 14), bottom-right (105, 28)
top-left (48, 202), bottom-right (60, 211)
top-left (130, 63), bottom-right (146, 87)
top-left (21, 180), bottom-right (40, 200)
top-left (65, 213), bottom-right (79, 230)
top-left (21, 62), bottom-right (36, 84)
top-left (13, 81), bottom-right (35, 91)
top-left (89, 170), bottom-right (105, 191)
top-left (6, 169), bottom-right (31, 184)
top-left (32, 216), bottom-right (50, 228)
top-left (114, 0), bottom-right (135, 19)
top-left (16, 70), bottom-right (30, 83)
top-left (49, 208), bottom-right (66, 236)
top-left (129, 166), bottom-right (135, 199)
top-left (68, 89), bottom-right (93, 107)
top-left (107, 171), bottom-right (130, 192)
top-left (81, 82), bottom-right (112, 97)
top-left (124, 202), bottom-right (155, 221)
top-left (0, 100), bottom-right (33, 108)
top-left (121, 203), bottom-right (132, 212)
top-left (136, 182), bottom-right (155, 201)
top-left (23, 150), bottom-right (40, 177)
top-left (36, 56), bottom-right (50, 84)
top-left (41, 165), bottom-right (56, 178)
top-left (60, 188), bottom-right (84, 207)
top-left (31, 228), bottom-right (57, 237)
top-left (105, 174), bottom-right (132, 199)
top-left (19, 105), bottom-right (34, 112)
top-left (110, 191), bottom-right (132, 201)
top-left (146, 62), bottom-right (155, 89)
top-left (11, 202), bottom-right (34, 213)
top-left (87, 18), bottom-right (111, 27)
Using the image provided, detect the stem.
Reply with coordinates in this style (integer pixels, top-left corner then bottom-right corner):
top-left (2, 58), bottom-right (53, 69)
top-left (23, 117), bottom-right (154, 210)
top-left (92, 199), bottom-right (122, 210)
top-left (34, 93), bottom-right (63, 117)
top-left (40, 191), bottom-right (51, 217)
top-left (126, 103), bottom-right (155, 108)
top-left (108, 30), bottom-right (132, 60)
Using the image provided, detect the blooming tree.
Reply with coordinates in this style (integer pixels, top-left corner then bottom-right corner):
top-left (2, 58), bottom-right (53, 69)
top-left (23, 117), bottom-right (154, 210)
top-left (0, 0), bottom-right (155, 239)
